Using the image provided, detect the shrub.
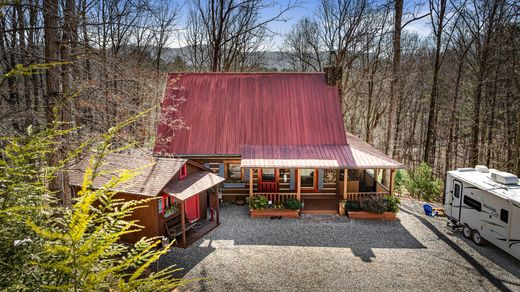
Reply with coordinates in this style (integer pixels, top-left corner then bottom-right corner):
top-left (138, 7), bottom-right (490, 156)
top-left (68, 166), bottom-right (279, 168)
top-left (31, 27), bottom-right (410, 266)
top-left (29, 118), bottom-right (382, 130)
top-left (249, 195), bottom-right (268, 209)
top-left (362, 196), bottom-right (386, 214)
top-left (393, 170), bottom-right (404, 195)
top-left (385, 195), bottom-right (401, 213)
top-left (284, 198), bottom-right (301, 210)
top-left (345, 200), bottom-right (362, 211)
top-left (403, 162), bottom-right (443, 202)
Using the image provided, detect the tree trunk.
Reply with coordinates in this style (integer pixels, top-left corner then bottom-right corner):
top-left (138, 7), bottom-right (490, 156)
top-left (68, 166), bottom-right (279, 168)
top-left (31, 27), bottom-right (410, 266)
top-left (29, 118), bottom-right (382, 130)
top-left (43, 0), bottom-right (61, 124)
top-left (424, 0), bottom-right (447, 165)
top-left (469, 0), bottom-right (499, 166)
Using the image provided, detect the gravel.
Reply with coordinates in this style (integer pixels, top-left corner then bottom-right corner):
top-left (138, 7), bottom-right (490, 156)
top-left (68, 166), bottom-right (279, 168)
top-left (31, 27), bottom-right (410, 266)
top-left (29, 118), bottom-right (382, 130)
top-left (159, 198), bottom-right (520, 291)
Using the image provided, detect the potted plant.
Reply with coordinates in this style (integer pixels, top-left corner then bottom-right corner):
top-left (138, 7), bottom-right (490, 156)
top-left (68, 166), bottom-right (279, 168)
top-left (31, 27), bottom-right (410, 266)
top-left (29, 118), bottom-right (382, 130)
top-left (345, 195), bottom-right (399, 220)
top-left (249, 196), bottom-right (300, 218)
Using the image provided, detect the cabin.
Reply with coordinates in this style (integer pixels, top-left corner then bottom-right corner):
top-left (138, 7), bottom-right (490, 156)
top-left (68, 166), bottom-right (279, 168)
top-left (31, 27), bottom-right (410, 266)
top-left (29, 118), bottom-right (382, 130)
top-left (68, 153), bottom-right (224, 246)
top-left (154, 72), bottom-right (404, 215)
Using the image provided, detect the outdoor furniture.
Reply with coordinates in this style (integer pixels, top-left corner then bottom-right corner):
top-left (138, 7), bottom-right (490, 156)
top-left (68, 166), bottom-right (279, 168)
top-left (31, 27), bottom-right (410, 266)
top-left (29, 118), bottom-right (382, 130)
top-left (164, 214), bottom-right (195, 240)
top-left (423, 204), bottom-right (438, 217)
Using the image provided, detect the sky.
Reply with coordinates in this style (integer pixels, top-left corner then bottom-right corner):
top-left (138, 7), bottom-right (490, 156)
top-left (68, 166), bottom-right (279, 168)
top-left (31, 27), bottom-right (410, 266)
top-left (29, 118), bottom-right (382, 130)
top-left (172, 0), bottom-right (432, 49)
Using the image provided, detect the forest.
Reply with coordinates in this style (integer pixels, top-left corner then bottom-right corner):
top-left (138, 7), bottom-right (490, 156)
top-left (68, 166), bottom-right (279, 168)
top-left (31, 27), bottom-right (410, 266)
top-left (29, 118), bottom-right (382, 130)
top-left (1, 0), bottom-right (520, 179)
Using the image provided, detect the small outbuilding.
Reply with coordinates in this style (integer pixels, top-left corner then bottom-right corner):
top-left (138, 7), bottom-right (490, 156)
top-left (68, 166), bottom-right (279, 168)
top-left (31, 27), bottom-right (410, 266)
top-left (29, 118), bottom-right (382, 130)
top-left (68, 153), bottom-right (224, 247)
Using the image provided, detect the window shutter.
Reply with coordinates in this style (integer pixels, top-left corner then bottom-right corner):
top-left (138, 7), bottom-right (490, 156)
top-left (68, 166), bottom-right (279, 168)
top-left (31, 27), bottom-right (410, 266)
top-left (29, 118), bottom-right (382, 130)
top-left (218, 163), bottom-right (225, 177)
top-left (318, 169), bottom-right (324, 190)
top-left (290, 169), bottom-right (295, 190)
top-left (244, 167), bottom-right (250, 180)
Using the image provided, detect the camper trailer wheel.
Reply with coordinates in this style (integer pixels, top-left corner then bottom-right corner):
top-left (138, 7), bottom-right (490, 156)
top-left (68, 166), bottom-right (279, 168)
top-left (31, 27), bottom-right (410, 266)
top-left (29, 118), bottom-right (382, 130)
top-left (463, 225), bottom-right (472, 239)
top-left (472, 230), bottom-right (484, 246)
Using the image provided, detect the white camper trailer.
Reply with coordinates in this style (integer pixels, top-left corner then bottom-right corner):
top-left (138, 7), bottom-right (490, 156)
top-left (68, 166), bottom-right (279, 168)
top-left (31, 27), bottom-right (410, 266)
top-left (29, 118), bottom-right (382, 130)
top-left (444, 166), bottom-right (520, 260)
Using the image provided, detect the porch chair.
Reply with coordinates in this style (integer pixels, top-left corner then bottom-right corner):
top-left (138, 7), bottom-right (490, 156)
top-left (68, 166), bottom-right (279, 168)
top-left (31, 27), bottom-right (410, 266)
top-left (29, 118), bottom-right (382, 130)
top-left (423, 204), bottom-right (438, 217)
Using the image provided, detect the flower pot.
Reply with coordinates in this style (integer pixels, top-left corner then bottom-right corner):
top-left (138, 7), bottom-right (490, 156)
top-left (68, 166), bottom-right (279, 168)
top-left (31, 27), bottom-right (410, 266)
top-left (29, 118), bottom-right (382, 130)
top-left (250, 209), bottom-right (300, 218)
top-left (223, 182), bottom-right (246, 189)
top-left (339, 203), bottom-right (346, 216)
top-left (347, 211), bottom-right (397, 221)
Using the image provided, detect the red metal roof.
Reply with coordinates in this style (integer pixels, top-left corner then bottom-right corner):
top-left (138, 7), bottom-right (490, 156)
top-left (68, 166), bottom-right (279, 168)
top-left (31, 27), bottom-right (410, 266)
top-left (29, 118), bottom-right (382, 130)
top-left (154, 73), bottom-right (347, 155)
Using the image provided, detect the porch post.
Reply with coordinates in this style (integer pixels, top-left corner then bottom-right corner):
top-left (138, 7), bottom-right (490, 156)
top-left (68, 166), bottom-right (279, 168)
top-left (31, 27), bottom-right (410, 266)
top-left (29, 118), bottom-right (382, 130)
top-left (215, 191), bottom-right (220, 224)
top-left (249, 168), bottom-right (253, 198)
top-left (180, 200), bottom-right (186, 247)
top-left (343, 169), bottom-right (348, 200)
top-left (390, 169), bottom-right (395, 196)
top-left (296, 168), bottom-right (301, 201)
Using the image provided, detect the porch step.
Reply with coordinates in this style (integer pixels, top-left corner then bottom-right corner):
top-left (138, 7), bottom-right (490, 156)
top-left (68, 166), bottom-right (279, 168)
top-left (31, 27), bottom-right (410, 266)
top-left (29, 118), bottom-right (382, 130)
top-left (300, 209), bottom-right (338, 215)
top-left (300, 213), bottom-right (349, 223)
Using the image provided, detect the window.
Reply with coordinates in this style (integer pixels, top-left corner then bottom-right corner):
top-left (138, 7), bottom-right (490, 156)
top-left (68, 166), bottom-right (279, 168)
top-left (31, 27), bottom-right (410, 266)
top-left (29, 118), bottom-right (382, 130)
top-left (227, 163), bottom-right (242, 181)
top-left (262, 168), bottom-right (275, 181)
top-left (300, 169), bottom-right (315, 188)
top-left (179, 164), bottom-right (187, 179)
top-left (159, 195), bottom-right (179, 217)
top-left (453, 183), bottom-right (460, 198)
top-left (279, 169), bottom-right (290, 183)
top-left (500, 209), bottom-right (509, 223)
top-left (463, 195), bottom-right (481, 211)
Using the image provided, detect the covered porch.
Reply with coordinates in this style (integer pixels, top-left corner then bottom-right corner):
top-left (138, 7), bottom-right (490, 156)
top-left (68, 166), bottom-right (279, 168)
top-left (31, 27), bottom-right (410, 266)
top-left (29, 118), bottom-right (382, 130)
top-left (161, 171), bottom-right (225, 247)
top-left (241, 141), bottom-right (404, 216)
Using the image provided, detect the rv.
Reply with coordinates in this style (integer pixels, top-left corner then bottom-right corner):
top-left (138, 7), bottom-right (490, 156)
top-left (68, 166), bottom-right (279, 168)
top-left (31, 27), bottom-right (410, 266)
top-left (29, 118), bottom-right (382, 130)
top-left (444, 166), bottom-right (520, 260)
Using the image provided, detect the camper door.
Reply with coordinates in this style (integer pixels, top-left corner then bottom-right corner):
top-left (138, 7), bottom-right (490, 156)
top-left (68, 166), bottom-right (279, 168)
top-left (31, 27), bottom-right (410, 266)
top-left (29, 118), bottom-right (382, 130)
top-left (449, 180), bottom-right (463, 220)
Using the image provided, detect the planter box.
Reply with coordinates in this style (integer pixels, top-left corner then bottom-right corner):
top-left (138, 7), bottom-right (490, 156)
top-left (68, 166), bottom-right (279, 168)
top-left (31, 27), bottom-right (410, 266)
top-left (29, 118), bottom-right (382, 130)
top-left (347, 211), bottom-right (397, 221)
top-left (223, 182), bottom-right (246, 189)
top-left (250, 209), bottom-right (300, 218)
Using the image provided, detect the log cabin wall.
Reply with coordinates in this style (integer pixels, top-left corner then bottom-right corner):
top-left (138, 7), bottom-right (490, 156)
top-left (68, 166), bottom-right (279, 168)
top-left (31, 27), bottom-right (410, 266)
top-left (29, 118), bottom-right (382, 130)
top-left (114, 193), bottom-right (159, 243)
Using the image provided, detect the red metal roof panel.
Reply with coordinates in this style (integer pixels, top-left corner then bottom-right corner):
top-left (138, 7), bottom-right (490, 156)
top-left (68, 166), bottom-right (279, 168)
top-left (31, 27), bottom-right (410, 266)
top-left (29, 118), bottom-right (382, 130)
top-left (154, 73), bottom-right (347, 155)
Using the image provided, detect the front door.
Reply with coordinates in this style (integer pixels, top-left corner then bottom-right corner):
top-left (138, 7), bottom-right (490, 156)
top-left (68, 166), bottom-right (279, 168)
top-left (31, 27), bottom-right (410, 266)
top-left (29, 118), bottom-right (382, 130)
top-left (449, 180), bottom-right (463, 220)
top-left (259, 169), bottom-right (278, 192)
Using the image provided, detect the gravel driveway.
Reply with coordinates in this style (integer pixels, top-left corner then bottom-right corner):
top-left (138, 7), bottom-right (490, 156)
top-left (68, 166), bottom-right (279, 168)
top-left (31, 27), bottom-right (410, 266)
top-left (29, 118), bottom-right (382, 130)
top-left (160, 198), bottom-right (520, 291)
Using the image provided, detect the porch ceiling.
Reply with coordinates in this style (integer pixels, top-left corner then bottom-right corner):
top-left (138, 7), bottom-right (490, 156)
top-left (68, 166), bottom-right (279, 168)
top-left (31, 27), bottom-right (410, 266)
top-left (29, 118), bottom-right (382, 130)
top-left (240, 144), bottom-right (404, 169)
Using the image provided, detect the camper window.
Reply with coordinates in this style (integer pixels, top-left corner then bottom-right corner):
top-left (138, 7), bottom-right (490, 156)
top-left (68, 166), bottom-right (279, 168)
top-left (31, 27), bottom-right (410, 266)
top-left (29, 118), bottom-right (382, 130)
top-left (500, 209), bottom-right (509, 223)
top-left (454, 183), bottom-right (460, 198)
top-left (463, 195), bottom-right (482, 211)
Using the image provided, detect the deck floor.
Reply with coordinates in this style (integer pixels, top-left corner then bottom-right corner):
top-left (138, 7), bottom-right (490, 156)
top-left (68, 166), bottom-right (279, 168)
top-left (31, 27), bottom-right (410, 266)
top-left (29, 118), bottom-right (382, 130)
top-left (301, 198), bottom-right (338, 214)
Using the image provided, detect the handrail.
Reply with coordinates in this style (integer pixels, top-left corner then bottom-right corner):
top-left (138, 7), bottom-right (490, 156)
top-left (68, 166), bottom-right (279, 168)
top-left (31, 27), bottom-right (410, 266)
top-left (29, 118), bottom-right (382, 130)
top-left (345, 192), bottom-right (389, 201)
top-left (252, 192), bottom-right (297, 205)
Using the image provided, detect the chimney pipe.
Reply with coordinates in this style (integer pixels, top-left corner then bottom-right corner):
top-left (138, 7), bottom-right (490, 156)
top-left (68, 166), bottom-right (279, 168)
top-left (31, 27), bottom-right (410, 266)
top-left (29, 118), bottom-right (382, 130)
top-left (324, 50), bottom-right (342, 86)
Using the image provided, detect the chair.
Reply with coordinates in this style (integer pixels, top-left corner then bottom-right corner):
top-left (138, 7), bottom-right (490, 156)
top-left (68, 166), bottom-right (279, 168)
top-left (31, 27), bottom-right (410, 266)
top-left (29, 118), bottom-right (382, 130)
top-left (423, 204), bottom-right (438, 217)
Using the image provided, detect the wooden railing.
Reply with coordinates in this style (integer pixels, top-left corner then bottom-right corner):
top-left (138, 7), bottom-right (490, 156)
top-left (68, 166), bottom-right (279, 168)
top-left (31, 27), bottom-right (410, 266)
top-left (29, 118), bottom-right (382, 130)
top-left (345, 192), bottom-right (389, 201)
top-left (252, 192), bottom-right (297, 205)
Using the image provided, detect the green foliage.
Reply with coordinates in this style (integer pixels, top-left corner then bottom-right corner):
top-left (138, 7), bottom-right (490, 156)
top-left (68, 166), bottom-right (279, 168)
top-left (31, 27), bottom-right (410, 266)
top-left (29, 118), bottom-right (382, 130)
top-left (284, 198), bottom-right (301, 210)
top-left (344, 200), bottom-right (361, 211)
top-left (248, 195), bottom-right (269, 209)
top-left (385, 195), bottom-right (401, 213)
top-left (393, 170), bottom-right (404, 194)
top-left (362, 196), bottom-right (386, 214)
top-left (403, 162), bottom-right (443, 202)
top-left (0, 119), bottom-right (189, 290)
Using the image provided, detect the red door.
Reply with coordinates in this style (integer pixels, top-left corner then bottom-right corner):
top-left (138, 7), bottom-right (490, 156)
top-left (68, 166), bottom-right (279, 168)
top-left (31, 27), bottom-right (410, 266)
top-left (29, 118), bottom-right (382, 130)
top-left (185, 194), bottom-right (200, 222)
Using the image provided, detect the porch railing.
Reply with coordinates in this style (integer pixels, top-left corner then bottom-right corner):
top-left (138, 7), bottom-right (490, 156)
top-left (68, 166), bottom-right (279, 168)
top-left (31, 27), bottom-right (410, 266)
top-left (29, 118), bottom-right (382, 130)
top-left (345, 192), bottom-right (389, 201)
top-left (252, 192), bottom-right (297, 206)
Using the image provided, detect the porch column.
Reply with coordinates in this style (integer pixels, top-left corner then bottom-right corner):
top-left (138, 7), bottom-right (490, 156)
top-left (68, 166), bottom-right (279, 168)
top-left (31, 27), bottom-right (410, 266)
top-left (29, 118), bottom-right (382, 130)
top-left (215, 191), bottom-right (220, 224)
top-left (389, 169), bottom-right (395, 196)
top-left (249, 168), bottom-right (254, 198)
top-left (343, 169), bottom-right (348, 200)
top-left (296, 168), bottom-right (301, 201)
top-left (180, 200), bottom-right (186, 247)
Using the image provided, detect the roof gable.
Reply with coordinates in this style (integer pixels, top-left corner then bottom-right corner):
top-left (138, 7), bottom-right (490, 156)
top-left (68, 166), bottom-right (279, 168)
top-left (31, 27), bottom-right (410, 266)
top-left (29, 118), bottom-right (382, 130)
top-left (154, 72), bottom-right (347, 156)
